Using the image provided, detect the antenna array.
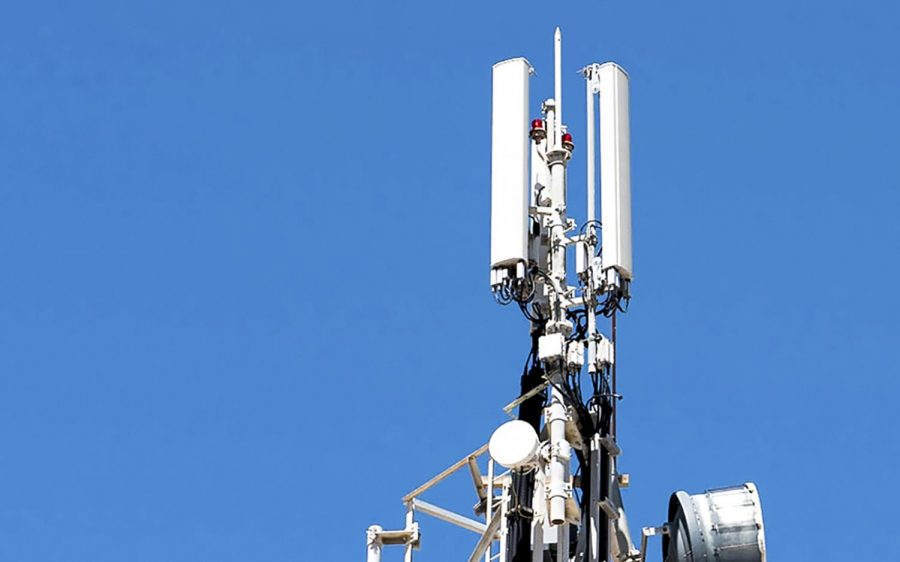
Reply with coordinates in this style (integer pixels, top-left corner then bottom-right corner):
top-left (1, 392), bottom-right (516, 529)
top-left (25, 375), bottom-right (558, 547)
top-left (366, 29), bottom-right (767, 562)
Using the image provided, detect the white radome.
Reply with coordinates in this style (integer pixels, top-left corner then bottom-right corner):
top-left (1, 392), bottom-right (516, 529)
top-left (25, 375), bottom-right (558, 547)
top-left (489, 420), bottom-right (540, 469)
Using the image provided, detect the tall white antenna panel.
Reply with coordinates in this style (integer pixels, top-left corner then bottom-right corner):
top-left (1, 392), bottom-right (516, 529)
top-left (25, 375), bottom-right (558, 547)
top-left (598, 63), bottom-right (633, 282)
top-left (490, 58), bottom-right (531, 281)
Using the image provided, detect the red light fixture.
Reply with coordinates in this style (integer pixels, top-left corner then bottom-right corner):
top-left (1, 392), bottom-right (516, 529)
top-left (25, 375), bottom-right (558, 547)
top-left (530, 119), bottom-right (547, 142)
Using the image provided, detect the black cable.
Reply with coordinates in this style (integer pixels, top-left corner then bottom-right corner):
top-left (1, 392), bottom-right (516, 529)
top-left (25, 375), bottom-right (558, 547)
top-left (578, 219), bottom-right (602, 237)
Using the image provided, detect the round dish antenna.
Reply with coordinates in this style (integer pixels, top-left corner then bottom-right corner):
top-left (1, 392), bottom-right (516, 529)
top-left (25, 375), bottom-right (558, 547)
top-left (488, 420), bottom-right (540, 469)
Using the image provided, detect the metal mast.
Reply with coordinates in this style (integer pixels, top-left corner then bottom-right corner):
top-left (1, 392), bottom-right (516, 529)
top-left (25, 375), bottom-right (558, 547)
top-left (365, 29), bottom-right (767, 562)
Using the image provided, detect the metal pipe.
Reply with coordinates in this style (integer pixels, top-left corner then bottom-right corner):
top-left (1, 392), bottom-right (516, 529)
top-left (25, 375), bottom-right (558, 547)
top-left (468, 510), bottom-right (504, 562)
top-left (599, 437), bottom-right (611, 561)
top-left (547, 32), bottom-right (568, 332)
top-left (612, 310), bottom-right (617, 438)
top-left (586, 67), bottom-right (596, 228)
top-left (485, 458), bottom-right (495, 562)
top-left (366, 526), bottom-right (383, 562)
top-left (585, 67), bottom-right (598, 376)
top-left (531, 462), bottom-right (546, 562)
top-left (638, 531), bottom-right (649, 562)
top-left (545, 100), bottom-right (567, 326)
top-left (547, 383), bottom-right (570, 526)
top-left (411, 498), bottom-right (488, 534)
top-left (554, 27), bottom-right (562, 147)
top-left (546, 98), bottom-right (560, 162)
top-left (468, 456), bottom-right (487, 506)
top-left (498, 480), bottom-right (510, 562)
top-left (558, 520), bottom-right (570, 562)
top-left (588, 435), bottom-right (601, 562)
top-left (404, 510), bottom-right (414, 562)
top-left (402, 444), bottom-right (488, 503)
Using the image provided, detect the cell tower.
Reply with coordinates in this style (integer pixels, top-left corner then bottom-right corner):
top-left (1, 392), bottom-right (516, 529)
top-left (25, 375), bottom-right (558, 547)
top-left (366, 29), bottom-right (767, 562)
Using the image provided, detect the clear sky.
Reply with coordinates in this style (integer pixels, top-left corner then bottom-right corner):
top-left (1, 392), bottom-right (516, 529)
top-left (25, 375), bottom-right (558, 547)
top-left (1, 1), bottom-right (898, 561)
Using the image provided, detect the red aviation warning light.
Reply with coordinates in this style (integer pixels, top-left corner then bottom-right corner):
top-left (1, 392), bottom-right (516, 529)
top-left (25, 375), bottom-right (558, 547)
top-left (530, 119), bottom-right (547, 142)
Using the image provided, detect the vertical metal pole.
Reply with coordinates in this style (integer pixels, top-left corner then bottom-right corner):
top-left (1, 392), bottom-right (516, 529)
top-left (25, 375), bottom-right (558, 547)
top-left (612, 310), bottom-right (617, 438)
top-left (586, 68), bottom-right (596, 228)
top-left (366, 526), bottom-right (383, 562)
top-left (532, 463), bottom-right (546, 562)
top-left (599, 439), bottom-right (610, 562)
top-left (547, 28), bottom-right (567, 313)
top-left (548, 28), bottom-right (571, 562)
top-left (558, 521), bottom-right (570, 562)
top-left (547, 386), bottom-right (569, 526)
top-left (554, 27), bottom-right (563, 147)
top-left (532, 522), bottom-right (544, 562)
top-left (585, 67), bottom-right (598, 376)
top-left (404, 509), bottom-right (414, 562)
top-left (588, 435), bottom-right (601, 562)
top-left (547, 118), bottom-right (567, 327)
top-left (545, 97), bottom-right (557, 156)
top-left (499, 480), bottom-right (510, 562)
top-left (486, 458), bottom-right (495, 562)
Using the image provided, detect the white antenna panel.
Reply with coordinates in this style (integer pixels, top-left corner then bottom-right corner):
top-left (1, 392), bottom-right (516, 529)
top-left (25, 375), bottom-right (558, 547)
top-left (598, 63), bottom-right (633, 282)
top-left (491, 58), bottom-right (531, 279)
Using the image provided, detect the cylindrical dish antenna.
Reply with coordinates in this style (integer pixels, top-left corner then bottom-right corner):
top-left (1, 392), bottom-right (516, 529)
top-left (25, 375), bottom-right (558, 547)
top-left (663, 483), bottom-right (767, 562)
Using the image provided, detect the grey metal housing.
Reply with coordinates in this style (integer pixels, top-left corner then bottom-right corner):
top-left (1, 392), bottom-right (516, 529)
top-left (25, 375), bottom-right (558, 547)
top-left (663, 483), bottom-right (766, 562)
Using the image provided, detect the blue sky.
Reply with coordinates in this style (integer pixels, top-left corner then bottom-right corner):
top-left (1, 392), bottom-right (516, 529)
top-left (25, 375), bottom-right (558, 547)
top-left (1, 1), bottom-right (898, 560)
